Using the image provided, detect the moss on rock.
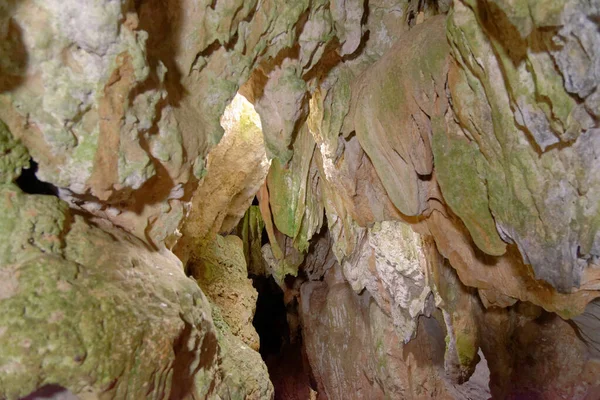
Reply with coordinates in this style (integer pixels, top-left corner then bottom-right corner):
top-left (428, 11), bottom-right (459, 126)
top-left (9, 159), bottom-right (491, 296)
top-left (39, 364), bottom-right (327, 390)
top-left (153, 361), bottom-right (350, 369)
top-left (0, 184), bottom-right (271, 399)
top-left (191, 235), bottom-right (260, 351)
top-left (0, 120), bottom-right (29, 184)
top-left (432, 123), bottom-right (507, 257)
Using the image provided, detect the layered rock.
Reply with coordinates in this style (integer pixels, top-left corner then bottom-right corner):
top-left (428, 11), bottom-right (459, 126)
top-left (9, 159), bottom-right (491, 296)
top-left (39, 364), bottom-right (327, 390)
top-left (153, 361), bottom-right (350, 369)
top-left (443, 0), bottom-right (600, 295)
top-left (352, 16), bottom-right (449, 218)
top-left (0, 0), bottom-right (372, 250)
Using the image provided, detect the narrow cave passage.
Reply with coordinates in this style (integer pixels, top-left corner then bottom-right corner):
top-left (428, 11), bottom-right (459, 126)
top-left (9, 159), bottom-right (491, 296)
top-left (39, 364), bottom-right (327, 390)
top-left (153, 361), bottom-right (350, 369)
top-left (251, 274), bottom-right (316, 399)
top-left (251, 275), bottom-right (288, 359)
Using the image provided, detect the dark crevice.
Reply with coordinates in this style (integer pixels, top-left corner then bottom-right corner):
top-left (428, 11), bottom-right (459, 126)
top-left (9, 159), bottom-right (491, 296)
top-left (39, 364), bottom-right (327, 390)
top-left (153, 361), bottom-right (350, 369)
top-left (250, 273), bottom-right (317, 399)
top-left (261, 225), bottom-right (270, 247)
top-left (251, 274), bottom-right (289, 358)
top-left (20, 385), bottom-right (77, 400)
top-left (15, 160), bottom-right (58, 196)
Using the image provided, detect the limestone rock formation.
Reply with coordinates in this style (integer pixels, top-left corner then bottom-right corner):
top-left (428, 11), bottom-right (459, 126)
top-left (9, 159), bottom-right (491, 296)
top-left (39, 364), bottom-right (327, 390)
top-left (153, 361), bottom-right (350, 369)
top-left (353, 16), bottom-right (449, 218)
top-left (176, 93), bottom-right (270, 261)
top-left (0, 120), bottom-right (28, 184)
top-left (2, 0), bottom-right (600, 398)
top-left (191, 234), bottom-right (261, 351)
top-left (443, 0), bottom-right (600, 294)
top-left (0, 184), bottom-right (272, 399)
top-left (341, 220), bottom-right (431, 342)
top-left (300, 264), bottom-right (491, 400)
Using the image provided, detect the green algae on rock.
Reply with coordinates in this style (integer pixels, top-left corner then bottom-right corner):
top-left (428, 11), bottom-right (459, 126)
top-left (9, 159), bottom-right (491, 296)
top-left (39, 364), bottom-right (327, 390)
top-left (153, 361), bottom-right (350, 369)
top-left (0, 121), bottom-right (29, 185)
top-left (446, 0), bottom-right (600, 292)
top-left (237, 205), bottom-right (267, 276)
top-left (0, 184), bottom-right (272, 399)
top-left (432, 121), bottom-right (507, 257)
top-left (0, 186), bottom-right (210, 398)
top-left (352, 16), bottom-right (450, 217)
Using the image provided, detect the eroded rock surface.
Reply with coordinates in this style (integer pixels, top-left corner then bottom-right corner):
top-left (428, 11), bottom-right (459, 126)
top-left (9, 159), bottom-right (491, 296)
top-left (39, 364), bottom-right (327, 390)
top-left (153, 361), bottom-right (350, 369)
top-left (0, 184), bottom-right (272, 399)
top-left (300, 264), bottom-right (491, 400)
top-left (2, 0), bottom-right (600, 398)
top-left (191, 234), bottom-right (261, 351)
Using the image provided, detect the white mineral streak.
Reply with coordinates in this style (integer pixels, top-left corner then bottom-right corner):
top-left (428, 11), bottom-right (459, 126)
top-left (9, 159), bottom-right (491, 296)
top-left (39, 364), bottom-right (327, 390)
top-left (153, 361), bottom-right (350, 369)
top-left (341, 220), bottom-right (430, 342)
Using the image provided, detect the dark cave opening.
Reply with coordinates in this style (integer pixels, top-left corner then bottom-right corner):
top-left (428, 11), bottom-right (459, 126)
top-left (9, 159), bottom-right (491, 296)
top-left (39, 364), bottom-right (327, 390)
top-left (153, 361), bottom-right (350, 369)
top-left (261, 224), bottom-right (270, 247)
top-left (20, 385), bottom-right (77, 400)
top-left (16, 160), bottom-right (58, 196)
top-left (251, 273), bottom-right (317, 399)
top-left (251, 274), bottom-right (289, 358)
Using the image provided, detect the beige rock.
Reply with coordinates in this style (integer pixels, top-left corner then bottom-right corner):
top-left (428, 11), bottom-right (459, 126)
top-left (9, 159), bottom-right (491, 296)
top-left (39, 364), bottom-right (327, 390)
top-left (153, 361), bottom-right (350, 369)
top-left (176, 93), bottom-right (269, 261)
top-left (422, 210), bottom-right (598, 317)
top-left (3, 0), bottom-right (600, 398)
top-left (190, 235), bottom-right (260, 351)
top-left (300, 264), bottom-right (490, 400)
top-left (351, 16), bottom-right (449, 217)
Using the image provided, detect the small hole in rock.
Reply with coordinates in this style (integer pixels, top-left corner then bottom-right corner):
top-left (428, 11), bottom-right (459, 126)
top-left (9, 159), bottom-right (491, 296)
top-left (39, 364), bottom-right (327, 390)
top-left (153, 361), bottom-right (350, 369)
top-left (16, 159), bottom-right (58, 196)
top-left (20, 384), bottom-right (79, 400)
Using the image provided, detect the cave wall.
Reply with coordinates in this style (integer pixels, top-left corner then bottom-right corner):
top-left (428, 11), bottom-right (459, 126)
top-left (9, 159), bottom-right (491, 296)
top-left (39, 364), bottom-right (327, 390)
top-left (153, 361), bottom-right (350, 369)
top-left (1, 0), bottom-right (600, 398)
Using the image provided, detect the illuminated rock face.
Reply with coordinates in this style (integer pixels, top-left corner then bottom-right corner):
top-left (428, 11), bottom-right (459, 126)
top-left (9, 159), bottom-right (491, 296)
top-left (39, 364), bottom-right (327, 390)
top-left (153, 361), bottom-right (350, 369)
top-left (1, 0), bottom-right (600, 398)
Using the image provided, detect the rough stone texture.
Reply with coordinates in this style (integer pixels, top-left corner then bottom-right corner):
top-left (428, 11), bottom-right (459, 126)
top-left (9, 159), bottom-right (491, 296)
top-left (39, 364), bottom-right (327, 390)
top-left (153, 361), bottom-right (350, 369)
top-left (0, 120), bottom-right (29, 184)
top-left (190, 234), bottom-right (260, 352)
top-left (300, 264), bottom-right (490, 400)
top-left (254, 60), bottom-right (308, 163)
top-left (444, 0), bottom-right (600, 293)
top-left (0, 184), bottom-right (272, 399)
top-left (300, 2), bottom-right (600, 396)
top-left (0, 0), bottom-right (153, 198)
top-left (0, 0), bottom-right (176, 245)
top-left (320, 0), bottom-right (600, 320)
top-left (176, 93), bottom-right (269, 261)
top-left (0, 0), bottom-right (376, 250)
top-left (342, 220), bottom-right (431, 342)
top-left (210, 305), bottom-right (274, 400)
top-left (3, 0), bottom-right (600, 398)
